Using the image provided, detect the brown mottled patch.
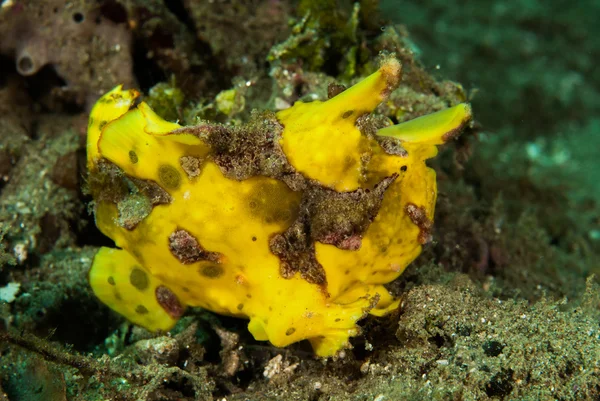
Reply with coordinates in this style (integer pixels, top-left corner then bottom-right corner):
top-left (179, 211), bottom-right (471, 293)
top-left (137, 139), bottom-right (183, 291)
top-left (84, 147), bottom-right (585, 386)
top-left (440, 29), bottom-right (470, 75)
top-left (376, 136), bottom-right (408, 156)
top-left (107, 276), bottom-right (115, 286)
top-left (339, 235), bottom-right (363, 250)
top-left (155, 286), bottom-right (184, 318)
top-left (173, 117), bottom-right (300, 185)
top-left (270, 175), bottom-right (397, 287)
top-left (169, 229), bottom-right (221, 264)
top-left (355, 113), bottom-right (390, 138)
top-left (327, 83), bottom-right (346, 99)
top-left (237, 303), bottom-right (244, 311)
top-left (270, 222), bottom-right (327, 286)
top-left (179, 156), bottom-right (203, 178)
top-left (341, 110), bottom-right (354, 119)
top-left (311, 174), bottom-right (398, 249)
top-left (130, 177), bottom-right (172, 205)
top-left (285, 327), bottom-right (296, 336)
top-left (405, 203), bottom-right (433, 244)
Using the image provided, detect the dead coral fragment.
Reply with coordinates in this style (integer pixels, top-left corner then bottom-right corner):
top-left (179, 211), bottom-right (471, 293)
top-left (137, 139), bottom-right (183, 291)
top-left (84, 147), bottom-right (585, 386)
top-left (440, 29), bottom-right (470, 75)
top-left (86, 56), bottom-right (472, 357)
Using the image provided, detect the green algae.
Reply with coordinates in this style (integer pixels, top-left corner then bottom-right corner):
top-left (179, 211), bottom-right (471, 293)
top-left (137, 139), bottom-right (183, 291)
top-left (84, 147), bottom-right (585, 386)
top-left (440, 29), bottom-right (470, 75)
top-left (144, 80), bottom-right (185, 124)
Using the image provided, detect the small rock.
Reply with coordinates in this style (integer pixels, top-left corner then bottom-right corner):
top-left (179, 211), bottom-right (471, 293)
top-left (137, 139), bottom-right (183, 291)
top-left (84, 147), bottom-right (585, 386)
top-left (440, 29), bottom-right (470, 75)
top-left (0, 282), bottom-right (20, 303)
top-left (132, 336), bottom-right (180, 366)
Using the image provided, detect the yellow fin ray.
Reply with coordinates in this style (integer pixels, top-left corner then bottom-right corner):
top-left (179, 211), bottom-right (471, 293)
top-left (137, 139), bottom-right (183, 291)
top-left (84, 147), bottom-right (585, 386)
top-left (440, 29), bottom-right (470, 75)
top-left (324, 57), bottom-right (402, 121)
top-left (377, 103), bottom-right (472, 145)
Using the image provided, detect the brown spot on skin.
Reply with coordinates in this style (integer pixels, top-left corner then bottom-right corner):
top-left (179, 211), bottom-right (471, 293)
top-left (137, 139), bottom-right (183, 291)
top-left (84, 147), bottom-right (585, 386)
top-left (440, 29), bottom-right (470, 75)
top-left (169, 229), bottom-right (222, 264)
top-left (173, 121), bottom-right (311, 195)
top-left (270, 223), bottom-right (327, 286)
top-left (158, 164), bottom-right (181, 190)
top-left (335, 318), bottom-right (341, 322)
top-left (156, 286), bottom-right (184, 318)
top-left (114, 291), bottom-right (122, 301)
top-left (327, 83), bottom-right (346, 99)
top-left (129, 176), bottom-right (172, 206)
top-left (271, 174), bottom-right (397, 288)
top-left (311, 174), bottom-right (398, 249)
top-left (237, 303), bottom-right (244, 311)
top-left (98, 120), bottom-right (107, 131)
top-left (130, 268), bottom-right (149, 291)
top-left (179, 156), bottom-right (203, 178)
top-left (135, 305), bottom-right (149, 314)
top-left (200, 264), bottom-right (224, 278)
top-left (321, 233), bottom-right (362, 251)
top-left (107, 276), bottom-right (115, 286)
top-left (376, 136), bottom-right (408, 156)
top-left (405, 203), bottom-right (433, 244)
top-left (285, 328), bottom-right (296, 336)
top-left (128, 150), bottom-right (138, 164)
top-left (341, 110), bottom-right (353, 119)
top-left (355, 113), bottom-right (389, 138)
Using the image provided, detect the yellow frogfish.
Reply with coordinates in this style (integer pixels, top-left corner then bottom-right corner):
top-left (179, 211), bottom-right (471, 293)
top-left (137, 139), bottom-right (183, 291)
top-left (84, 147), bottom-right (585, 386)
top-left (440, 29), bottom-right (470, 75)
top-left (86, 57), bottom-right (472, 357)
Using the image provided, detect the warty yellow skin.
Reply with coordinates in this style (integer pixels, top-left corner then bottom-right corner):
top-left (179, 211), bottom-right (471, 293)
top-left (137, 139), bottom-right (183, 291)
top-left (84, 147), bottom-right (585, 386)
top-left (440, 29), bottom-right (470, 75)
top-left (86, 59), bottom-right (472, 357)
